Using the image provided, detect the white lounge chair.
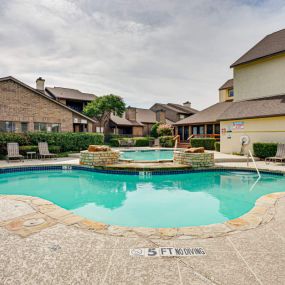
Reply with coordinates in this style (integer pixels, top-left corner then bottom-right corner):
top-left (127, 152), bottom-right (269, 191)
top-left (265, 143), bottom-right (285, 164)
top-left (6, 143), bottom-right (24, 162)
top-left (38, 142), bottom-right (56, 159)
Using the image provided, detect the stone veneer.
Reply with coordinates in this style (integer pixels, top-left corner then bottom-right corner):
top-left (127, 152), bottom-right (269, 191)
top-left (80, 150), bottom-right (120, 166)
top-left (173, 151), bottom-right (214, 168)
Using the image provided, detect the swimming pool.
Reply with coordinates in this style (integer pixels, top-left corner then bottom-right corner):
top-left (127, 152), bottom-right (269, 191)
top-left (1, 167), bottom-right (284, 228)
top-left (120, 149), bottom-right (174, 161)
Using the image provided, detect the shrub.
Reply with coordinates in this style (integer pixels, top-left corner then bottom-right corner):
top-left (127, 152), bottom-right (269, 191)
top-left (150, 122), bottom-right (160, 138)
top-left (133, 137), bottom-right (154, 147)
top-left (19, 145), bottom-right (61, 156)
top-left (27, 132), bottom-right (104, 151)
top-left (104, 134), bottom-right (124, 143)
top-left (0, 133), bottom-right (30, 155)
top-left (190, 138), bottom-right (216, 150)
top-left (0, 132), bottom-right (104, 156)
top-left (109, 138), bottom-right (120, 147)
top-left (159, 136), bottom-right (174, 147)
top-left (157, 124), bottom-right (173, 137)
top-left (214, 142), bottom-right (220, 152)
top-left (19, 145), bottom-right (38, 155)
top-left (253, 143), bottom-right (277, 159)
top-left (109, 137), bottom-right (154, 147)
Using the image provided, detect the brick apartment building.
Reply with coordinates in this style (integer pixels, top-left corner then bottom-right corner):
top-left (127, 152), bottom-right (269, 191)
top-left (0, 76), bottom-right (95, 133)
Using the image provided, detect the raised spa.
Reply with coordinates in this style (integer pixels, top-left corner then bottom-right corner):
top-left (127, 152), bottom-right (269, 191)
top-left (120, 149), bottom-right (174, 161)
top-left (0, 168), bottom-right (284, 228)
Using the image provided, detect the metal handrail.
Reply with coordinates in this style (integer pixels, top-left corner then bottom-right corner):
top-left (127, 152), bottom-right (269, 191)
top-left (247, 150), bottom-right (261, 178)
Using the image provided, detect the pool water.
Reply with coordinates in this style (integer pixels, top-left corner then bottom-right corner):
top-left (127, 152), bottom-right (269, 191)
top-left (120, 150), bottom-right (173, 161)
top-left (0, 170), bottom-right (284, 228)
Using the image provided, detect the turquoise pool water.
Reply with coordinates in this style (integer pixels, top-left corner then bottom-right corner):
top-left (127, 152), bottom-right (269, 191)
top-left (120, 150), bottom-right (174, 161)
top-left (0, 170), bottom-right (284, 228)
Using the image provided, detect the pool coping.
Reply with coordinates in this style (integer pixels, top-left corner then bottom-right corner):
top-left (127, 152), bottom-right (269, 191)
top-left (0, 164), bottom-right (285, 240)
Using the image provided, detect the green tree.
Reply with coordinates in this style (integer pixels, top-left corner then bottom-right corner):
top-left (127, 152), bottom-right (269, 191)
top-left (150, 122), bottom-right (161, 138)
top-left (83, 94), bottom-right (126, 132)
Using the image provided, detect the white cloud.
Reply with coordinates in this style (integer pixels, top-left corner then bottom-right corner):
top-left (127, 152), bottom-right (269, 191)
top-left (0, 0), bottom-right (285, 109)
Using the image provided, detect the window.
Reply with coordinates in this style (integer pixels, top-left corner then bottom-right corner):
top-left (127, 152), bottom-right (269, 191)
top-left (21, 122), bottom-right (28, 133)
top-left (34, 123), bottom-right (47, 132)
top-left (34, 123), bottom-right (60, 132)
top-left (51, 124), bottom-right (60, 132)
top-left (179, 114), bottom-right (186, 120)
top-left (228, 89), bottom-right (234, 97)
top-left (0, 121), bottom-right (16, 132)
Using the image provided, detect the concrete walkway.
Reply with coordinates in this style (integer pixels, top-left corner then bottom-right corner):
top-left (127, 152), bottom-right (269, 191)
top-left (0, 196), bottom-right (284, 285)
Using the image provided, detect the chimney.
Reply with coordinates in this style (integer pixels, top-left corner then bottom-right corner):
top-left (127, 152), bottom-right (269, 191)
top-left (126, 107), bottom-right (137, 121)
top-left (156, 109), bottom-right (166, 123)
top-left (183, 101), bottom-right (191, 108)
top-left (36, 77), bottom-right (45, 91)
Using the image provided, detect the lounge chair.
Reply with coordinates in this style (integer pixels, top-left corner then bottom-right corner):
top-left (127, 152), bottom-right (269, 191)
top-left (38, 142), bottom-right (56, 159)
top-left (265, 143), bottom-right (285, 164)
top-left (118, 139), bottom-right (135, 147)
top-left (6, 143), bottom-right (24, 162)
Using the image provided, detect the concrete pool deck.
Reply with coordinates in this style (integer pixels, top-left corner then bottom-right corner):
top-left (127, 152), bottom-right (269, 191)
top-left (0, 195), bottom-right (284, 284)
top-left (0, 155), bottom-right (285, 284)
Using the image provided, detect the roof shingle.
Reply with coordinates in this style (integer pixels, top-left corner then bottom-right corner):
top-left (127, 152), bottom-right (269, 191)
top-left (219, 79), bottom-right (233, 90)
top-left (231, 29), bottom-right (285, 67)
top-left (218, 94), bottom-right (285, 120)
top-left (46, 87), bottom-right (96, 101)
top-left (174, 102), bottom-right (233, 125)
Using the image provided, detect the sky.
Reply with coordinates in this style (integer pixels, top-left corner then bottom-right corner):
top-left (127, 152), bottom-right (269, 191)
top-left (1, 0), bottom-right (285, 110)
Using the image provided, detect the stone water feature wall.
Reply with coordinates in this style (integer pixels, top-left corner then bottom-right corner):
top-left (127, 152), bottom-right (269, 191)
top-left (173, 151), bottom-right (214, 168)
top-left (80, 150), bottom-right (120, 166)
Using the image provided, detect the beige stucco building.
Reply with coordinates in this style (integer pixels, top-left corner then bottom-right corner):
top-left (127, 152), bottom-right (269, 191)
top-left (220, 29), bottom-right (285, 153)
top-left (174, 28), bottom-right (285, 154)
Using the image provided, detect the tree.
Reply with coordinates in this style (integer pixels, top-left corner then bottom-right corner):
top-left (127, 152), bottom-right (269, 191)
top-left (150, 122), bottom-right (161, 138)
top-left (157, 124), bottom-right (173, 136)
top-left (83, 94), bottom-right (126, 132)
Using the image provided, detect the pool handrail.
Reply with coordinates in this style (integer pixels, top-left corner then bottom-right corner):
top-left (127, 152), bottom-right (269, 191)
top-left (247, 150), bottom-right (261, 178)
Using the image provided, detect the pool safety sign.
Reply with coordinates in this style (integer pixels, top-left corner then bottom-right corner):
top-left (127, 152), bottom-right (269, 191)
top-left (130, 247), bottom-right (206, 257)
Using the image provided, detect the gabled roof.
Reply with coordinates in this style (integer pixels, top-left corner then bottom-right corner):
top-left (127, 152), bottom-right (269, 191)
top-left (110, 113), bottom-right (143, 127)
top-left (151, 103), bottom-right (198, 115)
top-left (219, 79), bottom-right (233, 90)
top-left (46, 87), bottom-right (96, 101)
top-left (174, 102), bottom-right (233, 125)
top-left (110, 107), bottom-right (174, 127)
top-left (0, 76), bottom-right (95, 123)
top-left (218, 94), bottom-right (285, 121)
top-left (231, 29), bottom-right (285, 68)
top-left (167, 103), bottom-right (198, 114)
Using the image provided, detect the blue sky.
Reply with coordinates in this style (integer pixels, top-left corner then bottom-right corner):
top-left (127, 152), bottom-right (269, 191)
top-left (0, 0), bottom-right (285, 109)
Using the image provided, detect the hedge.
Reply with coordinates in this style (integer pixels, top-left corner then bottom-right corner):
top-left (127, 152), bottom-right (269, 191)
top-left (214, 142), bottom-right (220, 152)
top-left (109, 137), bottom-right (154, 147)
top-left (253, 143), bottom-right (277, 159)
top-left (159, 136), bottom-right (174, 147)
top-left (19, 145), bottom-right (61, 155)
top-left (190, 138), bottom-right (216, 150)
top-left (0, 132), bottom-right (104, 155)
